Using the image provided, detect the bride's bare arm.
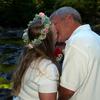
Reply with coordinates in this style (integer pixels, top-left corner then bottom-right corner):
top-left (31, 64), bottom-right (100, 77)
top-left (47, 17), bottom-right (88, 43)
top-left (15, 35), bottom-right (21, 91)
top-left (39, 92), bottom-right (57, 100)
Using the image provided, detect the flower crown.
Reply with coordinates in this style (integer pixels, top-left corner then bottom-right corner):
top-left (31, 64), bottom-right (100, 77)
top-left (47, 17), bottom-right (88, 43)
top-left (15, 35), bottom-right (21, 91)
top-left (22, 12), bottom-right (51, 46)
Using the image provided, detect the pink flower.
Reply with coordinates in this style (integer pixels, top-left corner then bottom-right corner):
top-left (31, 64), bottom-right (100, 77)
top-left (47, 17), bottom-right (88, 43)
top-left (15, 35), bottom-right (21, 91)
top-left (39, 12), bottom-right (45, 17)
top-left (44, 28), bottom-right (49, 33)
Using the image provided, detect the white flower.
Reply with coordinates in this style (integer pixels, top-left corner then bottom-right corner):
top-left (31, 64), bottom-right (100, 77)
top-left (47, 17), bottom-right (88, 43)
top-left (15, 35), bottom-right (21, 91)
top-left (22, 31), bottom-right (29, 43)
top-left (39, 33), bottom-right (46, 40)
top-left (27, 21), bottom-right (33, 27)
top-left (27, 43), bottom-right (33, 49)
top-left (56, 54), bottom-right (63, 61)
top-left (32, 39), bottom-right (42, 45)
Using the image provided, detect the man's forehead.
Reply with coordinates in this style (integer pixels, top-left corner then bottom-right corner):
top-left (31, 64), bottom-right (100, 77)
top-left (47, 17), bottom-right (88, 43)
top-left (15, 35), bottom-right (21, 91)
top-left (51, 16), bottom-right (60, 23)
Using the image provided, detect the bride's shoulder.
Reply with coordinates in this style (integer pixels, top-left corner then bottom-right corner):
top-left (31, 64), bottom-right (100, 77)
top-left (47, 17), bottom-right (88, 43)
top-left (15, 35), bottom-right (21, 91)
top-left (38, 58), bottom-right (59, 79)
top-left (39, 58), bottom-right (57, 69)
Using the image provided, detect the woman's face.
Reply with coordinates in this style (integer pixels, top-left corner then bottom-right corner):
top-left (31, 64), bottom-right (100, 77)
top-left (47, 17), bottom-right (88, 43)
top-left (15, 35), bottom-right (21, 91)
top-left (50, 23), bottom-right (57, 45)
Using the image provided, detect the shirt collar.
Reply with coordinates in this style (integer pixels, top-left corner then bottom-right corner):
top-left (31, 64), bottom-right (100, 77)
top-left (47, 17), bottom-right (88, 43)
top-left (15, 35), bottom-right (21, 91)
top-left (65, 24), bottom-right (91, 44)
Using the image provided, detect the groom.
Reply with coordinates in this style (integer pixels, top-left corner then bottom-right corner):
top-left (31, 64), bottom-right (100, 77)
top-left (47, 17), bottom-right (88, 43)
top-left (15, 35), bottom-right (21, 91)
top-left (50, 6), bottom-right (100, 100)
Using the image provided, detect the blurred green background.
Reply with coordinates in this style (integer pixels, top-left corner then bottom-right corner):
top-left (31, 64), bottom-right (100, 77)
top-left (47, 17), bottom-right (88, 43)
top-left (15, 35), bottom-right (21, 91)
top-left (0, 0), bottom-right (100, 99)
top-left (0, 0), bottom-right (100, 28)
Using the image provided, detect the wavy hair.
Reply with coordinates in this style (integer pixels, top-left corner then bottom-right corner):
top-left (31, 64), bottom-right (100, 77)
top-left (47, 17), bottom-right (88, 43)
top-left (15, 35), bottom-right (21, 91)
top-left (12, 16), bottom-right (59, 96)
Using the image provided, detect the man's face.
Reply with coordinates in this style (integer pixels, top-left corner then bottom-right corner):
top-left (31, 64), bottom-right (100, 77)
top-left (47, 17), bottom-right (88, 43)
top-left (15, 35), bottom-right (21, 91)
top-left (51, 16), bottom-right (67, 43)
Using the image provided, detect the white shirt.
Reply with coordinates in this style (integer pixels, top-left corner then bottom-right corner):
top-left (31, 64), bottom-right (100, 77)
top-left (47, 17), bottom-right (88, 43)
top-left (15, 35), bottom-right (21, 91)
top-left (60, 24), bottom-right (100, 100)
top-left (14, 58), bottom-right (59, 100)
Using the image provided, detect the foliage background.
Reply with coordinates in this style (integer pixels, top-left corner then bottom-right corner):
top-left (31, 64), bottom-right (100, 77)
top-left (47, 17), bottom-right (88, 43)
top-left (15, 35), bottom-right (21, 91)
top-left (0, 0), bottom-right (100, 29)
top-left (0, 0), bottom-right (100, 98)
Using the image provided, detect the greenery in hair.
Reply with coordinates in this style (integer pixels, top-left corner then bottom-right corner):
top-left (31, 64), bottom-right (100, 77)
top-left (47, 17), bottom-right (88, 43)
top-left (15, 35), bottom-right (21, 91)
top-left (22, 12), bottom-right (51, 46)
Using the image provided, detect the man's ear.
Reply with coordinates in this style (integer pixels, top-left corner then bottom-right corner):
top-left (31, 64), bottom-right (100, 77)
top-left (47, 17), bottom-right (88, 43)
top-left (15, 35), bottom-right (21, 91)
top-left (65, 15), bottom-right (73, 22)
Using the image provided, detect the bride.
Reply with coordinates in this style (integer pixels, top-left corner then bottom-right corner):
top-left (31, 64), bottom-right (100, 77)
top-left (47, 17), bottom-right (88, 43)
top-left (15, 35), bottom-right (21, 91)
top-left (12, 12), bottom-right (60, 100)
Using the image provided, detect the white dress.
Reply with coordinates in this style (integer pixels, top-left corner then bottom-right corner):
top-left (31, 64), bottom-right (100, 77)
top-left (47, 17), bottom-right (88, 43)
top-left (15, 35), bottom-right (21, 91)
top-left (14, 58), bottom-right (59, 100)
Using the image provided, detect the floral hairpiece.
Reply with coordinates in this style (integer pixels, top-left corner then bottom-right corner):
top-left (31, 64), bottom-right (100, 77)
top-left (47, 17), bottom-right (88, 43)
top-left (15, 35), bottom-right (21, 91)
top-left (22, 12), bottom-right (51, 46)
